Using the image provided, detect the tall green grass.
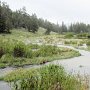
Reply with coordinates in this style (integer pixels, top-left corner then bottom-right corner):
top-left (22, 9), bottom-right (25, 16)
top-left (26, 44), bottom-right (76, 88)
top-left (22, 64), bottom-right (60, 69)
top-left (3, 65), bottom-right (85, 90)
top-left (0, 38), bottom-right (80, 68)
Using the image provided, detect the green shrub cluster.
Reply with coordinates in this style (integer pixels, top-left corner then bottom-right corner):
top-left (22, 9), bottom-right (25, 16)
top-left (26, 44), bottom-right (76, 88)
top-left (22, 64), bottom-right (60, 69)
top-left (0, 47), bottom-right (5, 58)
top-left (76, 33), bottom-right (89, 39)
top-left (64, 33), bottom-right (74, 38)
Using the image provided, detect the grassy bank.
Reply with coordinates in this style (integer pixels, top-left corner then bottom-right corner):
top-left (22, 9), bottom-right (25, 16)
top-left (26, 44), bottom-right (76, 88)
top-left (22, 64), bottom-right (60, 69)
top-left (3, 65), bottom-right (86, 90)
top-left (0, 40), bottom-right (80, 68)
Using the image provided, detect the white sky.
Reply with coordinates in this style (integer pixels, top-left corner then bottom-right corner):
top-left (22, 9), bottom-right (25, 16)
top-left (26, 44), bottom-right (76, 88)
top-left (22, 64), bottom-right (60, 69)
top-left (1, 0), bottom-right (90, 25)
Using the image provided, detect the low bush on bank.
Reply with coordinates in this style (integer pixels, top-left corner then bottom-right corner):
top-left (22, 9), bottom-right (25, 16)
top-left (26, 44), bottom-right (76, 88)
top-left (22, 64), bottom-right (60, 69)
top-left (76, 33), bottom-right (88, 39)
top-left (64, 33), bottom-right (74, 38)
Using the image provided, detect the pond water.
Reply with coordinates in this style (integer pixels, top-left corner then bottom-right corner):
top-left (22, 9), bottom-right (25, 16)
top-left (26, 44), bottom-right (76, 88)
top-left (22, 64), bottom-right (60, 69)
top-left (0, 81), bottom-right (11, 90)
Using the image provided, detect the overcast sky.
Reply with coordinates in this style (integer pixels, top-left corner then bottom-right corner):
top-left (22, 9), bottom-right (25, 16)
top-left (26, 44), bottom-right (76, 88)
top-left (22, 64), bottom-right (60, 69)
top-left (1, 0), bottom-right (90, 25)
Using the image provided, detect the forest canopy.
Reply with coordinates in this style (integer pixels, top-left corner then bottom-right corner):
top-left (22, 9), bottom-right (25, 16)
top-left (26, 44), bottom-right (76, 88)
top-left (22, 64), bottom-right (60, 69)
top-left (0, 1), bottom-right (90, 34)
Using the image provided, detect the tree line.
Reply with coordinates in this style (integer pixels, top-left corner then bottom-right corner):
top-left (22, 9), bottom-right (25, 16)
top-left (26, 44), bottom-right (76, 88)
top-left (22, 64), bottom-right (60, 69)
top-left (0, 1), bottom-right (90, 34)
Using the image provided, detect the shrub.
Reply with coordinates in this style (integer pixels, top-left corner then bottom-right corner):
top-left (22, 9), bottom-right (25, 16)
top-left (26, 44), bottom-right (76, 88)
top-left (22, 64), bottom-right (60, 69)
top-left (0, 47), bottom-right (5, 58)
top-left (77, 33), bottom-right (88, 39)
top-left (64, 33), bottom-right (74, 38)
top-left (64, 41), bottom-right (71, 44)
top-left (13, 45), bottom-right (25, 57)
top-left (87, 35), bottom-right (90, 39)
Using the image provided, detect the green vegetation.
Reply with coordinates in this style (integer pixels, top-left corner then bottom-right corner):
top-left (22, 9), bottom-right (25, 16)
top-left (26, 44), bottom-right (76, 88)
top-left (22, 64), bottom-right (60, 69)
top-left (1, 1), bottom-right (90, 90)
top-left (64, 33), bottom-right (74, 38)
top-left (0, 38), bottom-right (80, 68)
top-left (3, 65), bottom-right (85, 90)
top-left (0, 28), bottom-right (84, 69)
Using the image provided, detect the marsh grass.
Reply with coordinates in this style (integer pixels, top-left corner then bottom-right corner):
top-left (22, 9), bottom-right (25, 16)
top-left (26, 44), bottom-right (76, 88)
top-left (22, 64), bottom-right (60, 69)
top-left (3, 65), bottom-right (85, 90)
top-left (0, 38), bottom-right (80, 68)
